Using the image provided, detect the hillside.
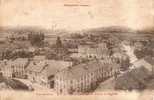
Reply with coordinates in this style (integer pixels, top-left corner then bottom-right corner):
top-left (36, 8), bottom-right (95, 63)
top-left (0, 26), bottom-right (154, 41)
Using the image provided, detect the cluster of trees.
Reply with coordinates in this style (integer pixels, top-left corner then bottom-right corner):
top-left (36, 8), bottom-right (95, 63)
top-left (0, 49), bottom-right (33, 60)
top-left (8, 35), bottom-right (27, 41)
top-left (28, 33), bottom-right (45, 47)
top-left (134, 48), bottom-right (153, 59)
top-left (114, 66), bottom-right (150, 91)
top-left (46, 37), bottom-right (70, 60)
top-left (134, 41), bottom-right (154, 59)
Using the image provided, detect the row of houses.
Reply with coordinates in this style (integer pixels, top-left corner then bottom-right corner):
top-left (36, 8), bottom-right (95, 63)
top-left (0, 58), bottom-right (29, 78)
top-left (0, 56), bottom-right (72, 88)
top-left (54, 55), bottom-right (154, 95)
top-left (70, 42), bottom-right (110, 59)
top-left (26, 56), bottom-right (72, 88)
top-left (54, 58), bottom-right (121, 95)
top-left (1, 49), bottom-right (147, 95)
top-left (0, 55), bottom-right (121, 94)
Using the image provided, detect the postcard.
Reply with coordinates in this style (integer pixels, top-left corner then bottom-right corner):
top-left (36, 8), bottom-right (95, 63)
top-left (0, 0), bottom-right (154, 100)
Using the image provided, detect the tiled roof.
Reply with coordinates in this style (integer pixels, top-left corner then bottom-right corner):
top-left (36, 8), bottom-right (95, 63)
top-left (46, 60), bottom-right (71, 77)
top-left (0, 58), bottom-right (29, 69)
top-left (57, 59), bottom-right (120, 80)
top-left (12, 58), bottom-right (29, 68)
top-left (26, 60), bottom-right (71, 77)
top-left (26, 61), bottom-right (47, 73)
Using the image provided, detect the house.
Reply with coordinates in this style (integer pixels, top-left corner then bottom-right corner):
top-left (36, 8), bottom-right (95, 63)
top-left (0, 60), bottom-right (13, 78)
top-left (54, 59), bottom-right (120, 95)
top-left (0, 58), bottom-right (29, 78)
top-left (112, 52), bottom-right (130, 70)
top-left (11, 58), bottom-right (29, 78)
top-left (26, 59), bottom-right (72, 88)
top-left (77, 42), bottom-right (109, 59)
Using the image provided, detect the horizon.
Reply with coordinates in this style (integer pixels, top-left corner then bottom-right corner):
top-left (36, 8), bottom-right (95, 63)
top-left (0, 25), bottom-right (154, 33)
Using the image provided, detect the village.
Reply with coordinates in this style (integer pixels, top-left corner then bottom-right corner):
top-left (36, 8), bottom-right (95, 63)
top-left (0, 27), bottom-right (154, 95)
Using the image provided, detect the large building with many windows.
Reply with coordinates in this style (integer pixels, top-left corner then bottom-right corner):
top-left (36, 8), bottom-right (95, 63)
top-left (54, 59), bottom-right (120, 95)
top-left (26, 56), bottom-right (72, 88)
top-left (0, 58), bottom-right (29, 78)
top-left (77, 42), bottom-right (110, 59)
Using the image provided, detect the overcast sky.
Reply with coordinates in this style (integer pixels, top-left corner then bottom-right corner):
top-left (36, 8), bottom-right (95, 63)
top-left (0, 0), bottom-right (154, 31)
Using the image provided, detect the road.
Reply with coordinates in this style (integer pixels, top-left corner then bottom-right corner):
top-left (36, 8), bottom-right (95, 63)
top-left (122, 44), bottom-right (138, 63)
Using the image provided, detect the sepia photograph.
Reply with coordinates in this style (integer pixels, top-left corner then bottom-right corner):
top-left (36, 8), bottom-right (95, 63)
top-left (0, 0), bottom-right (154, 100)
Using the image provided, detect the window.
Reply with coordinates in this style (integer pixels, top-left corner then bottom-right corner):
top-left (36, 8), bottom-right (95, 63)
top-left (60, 89), bottom-right (63, 94)
top-left (111, 68), bottom-right (113, 71)
top-left (70, 80), bottom-right (73, 84)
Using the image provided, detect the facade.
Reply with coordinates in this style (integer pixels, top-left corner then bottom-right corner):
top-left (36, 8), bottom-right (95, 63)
top-left (26, 58), bottom-right (72, 88)
top-left (0, 60), bottom-right (12, 78)
top-left (0, 58), bottom-right (29, 78)
top-left (11, 58), bottom-right (29, 78)
top-left (112, 52), bottom-right (130, 70)
top-left (26, 60), bottom-right (49, 87)
top-left (55, 59), bottom-right (120, 95)
top-left (77, 42), bottom-right (110, 59)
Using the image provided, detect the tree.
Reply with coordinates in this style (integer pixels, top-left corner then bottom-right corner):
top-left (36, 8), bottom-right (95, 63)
top-left (56, 36), bottom-right (62, 48)
top-left (134, 48), bottom-right (153, 59)
top-left (120, 56), bottom-right (130, 70)
top-left (55, 36), bottom-right (64, 54)
top-left (28, 33), bottom-right (45, 47)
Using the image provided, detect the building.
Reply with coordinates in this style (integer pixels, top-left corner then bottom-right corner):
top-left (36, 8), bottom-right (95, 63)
top-left (11, 58), bottom-right (29, 78)
top-left (54, 59), bottom-right (120, 95)
top-left (112, 52), bottom-right (130, 70)
top-left (77, 42), bottom-right (110, 59)
top-left (7, 33), bottom-right (28, 41)
top-left (0, 58), bottom-right (29, 78)
top-left (132, 56), bottom-right (154, 75)
top-left (26, 59), bottom-right (72, 88)
top-left (0, 60), bottom-right (12, 78)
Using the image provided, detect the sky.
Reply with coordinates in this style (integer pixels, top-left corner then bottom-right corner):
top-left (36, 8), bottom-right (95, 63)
top-left (0, 0), bottom-right (154, 31)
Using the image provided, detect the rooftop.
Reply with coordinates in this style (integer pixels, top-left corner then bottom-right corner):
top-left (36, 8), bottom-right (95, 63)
top-left (26, 60), bottom-right (72, 77)
top-left (57, 59), bottom-right (120, 80)
top-left (0, 58), bottom-right (29, 69)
